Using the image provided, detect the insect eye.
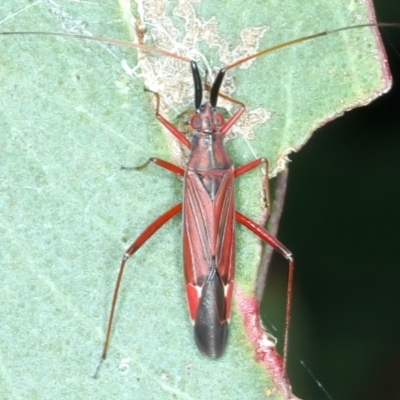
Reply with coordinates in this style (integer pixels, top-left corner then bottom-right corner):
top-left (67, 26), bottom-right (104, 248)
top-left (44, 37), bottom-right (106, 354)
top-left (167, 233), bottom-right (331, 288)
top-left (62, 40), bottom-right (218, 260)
top-left (190, 115), bottom-right (202, 130)
top-left (215, 113), bottom-right (225, 127)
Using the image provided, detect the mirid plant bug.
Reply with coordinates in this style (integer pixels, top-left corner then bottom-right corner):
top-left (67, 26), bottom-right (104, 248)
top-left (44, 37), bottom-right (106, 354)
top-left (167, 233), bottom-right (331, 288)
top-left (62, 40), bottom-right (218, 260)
top-left (1, 2), bottom-right (397, 399)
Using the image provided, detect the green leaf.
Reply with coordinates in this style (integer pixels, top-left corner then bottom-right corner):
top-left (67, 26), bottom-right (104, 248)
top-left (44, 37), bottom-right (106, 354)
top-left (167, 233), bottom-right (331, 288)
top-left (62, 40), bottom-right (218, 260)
top-left (0, 1), bottom-right (389, 399)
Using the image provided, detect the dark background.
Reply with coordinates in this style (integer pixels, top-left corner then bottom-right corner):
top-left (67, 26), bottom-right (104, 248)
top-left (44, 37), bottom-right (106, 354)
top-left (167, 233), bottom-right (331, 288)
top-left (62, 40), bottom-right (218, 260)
top-left (261, 1), bottom-right (400, 399)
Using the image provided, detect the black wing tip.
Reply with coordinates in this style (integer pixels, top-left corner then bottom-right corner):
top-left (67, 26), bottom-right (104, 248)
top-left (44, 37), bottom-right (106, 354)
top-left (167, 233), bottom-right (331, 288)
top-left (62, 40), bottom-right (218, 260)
top-left (194, 321), bottom-right (229, 359)
top-left (193, 266), bottom-right (229, 359)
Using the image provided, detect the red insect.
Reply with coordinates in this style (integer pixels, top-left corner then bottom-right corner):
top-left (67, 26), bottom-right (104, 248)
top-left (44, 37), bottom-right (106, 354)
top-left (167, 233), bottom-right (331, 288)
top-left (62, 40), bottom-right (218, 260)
top-left (98, 22), bottom-right (395, 364)
top-left (1, 21), bottom-right (396, 371)
top-left (103, 61), bottom-right (294, 360)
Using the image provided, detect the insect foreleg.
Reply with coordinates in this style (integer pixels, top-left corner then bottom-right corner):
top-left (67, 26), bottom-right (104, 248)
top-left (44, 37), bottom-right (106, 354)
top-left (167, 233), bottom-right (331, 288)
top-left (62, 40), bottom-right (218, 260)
top-left (148, 91), bottom-right (191, 148)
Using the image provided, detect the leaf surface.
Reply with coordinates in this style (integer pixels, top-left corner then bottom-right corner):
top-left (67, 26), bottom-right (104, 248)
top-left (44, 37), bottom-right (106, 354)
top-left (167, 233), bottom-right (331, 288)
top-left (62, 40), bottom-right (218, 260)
top-left (0, 1), bottom-right (390, 399)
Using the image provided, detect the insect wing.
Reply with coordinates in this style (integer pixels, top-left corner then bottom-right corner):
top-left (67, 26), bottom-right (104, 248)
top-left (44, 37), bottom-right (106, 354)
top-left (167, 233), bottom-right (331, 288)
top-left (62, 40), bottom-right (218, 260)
top-left (183, 166), bottom-right (235, 359)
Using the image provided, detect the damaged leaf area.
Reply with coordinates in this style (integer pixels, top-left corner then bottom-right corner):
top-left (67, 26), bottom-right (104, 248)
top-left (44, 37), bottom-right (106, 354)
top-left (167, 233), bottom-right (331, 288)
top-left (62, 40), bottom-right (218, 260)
top-left (0, 0), bottom-right (390, 399)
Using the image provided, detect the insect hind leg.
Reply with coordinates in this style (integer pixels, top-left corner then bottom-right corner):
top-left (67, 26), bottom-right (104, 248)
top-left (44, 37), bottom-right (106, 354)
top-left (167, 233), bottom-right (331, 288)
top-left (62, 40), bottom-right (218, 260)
top-left (235, 158), bottom-right (271, 221)
top-left (235, 210), bottom-right (294, 374)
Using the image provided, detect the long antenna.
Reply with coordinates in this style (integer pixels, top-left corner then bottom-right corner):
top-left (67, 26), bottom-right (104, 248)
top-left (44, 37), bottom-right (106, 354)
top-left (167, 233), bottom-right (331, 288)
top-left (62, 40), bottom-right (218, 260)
top-left (3, 23), bottom-right (400, 73)
top-left (223, 23), bottom-right (400, 71)
top-left (0, 31), bottom-right (192, 64)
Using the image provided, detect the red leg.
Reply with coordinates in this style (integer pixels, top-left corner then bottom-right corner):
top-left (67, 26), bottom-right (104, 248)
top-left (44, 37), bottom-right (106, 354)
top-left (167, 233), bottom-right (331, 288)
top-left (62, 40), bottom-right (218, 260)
top-left (204, 81), bottom-right (245, 135)
top-left (152, 92), bottom-right (191, 149)
top-left (220, 104), bottom-right (245, 136)
top-left (101, 203), bottom-right (183, 360)
top-left (133, 157), bottom-right (185, 177)
top-left (206, 82), bottom-right (247, 137)
top-left (235, 158), bottom-right (271, 221)
top-left (235, 210), bottom-right (294, 373)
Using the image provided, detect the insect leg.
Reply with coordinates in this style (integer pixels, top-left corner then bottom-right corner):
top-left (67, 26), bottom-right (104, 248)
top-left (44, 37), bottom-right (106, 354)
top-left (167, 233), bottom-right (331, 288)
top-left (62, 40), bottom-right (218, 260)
top-left (101, 203), bottom-right (183, 361)
top-left (204, 74), bottom-right (245, 136)
top-left (219, 106), bottom-right (245, 137)
top-left (235, 210), bottom-right (294, 374)
top-left (235, 158), bottom-right (271, 221)
top-left (126, 157), bottom-right (185, 177)
top-left (149, 92), bottom-right (192, 148)
top-left (219, 100), bottom-right (245, 137)
top-left (207, 81), bottom-right (245, 136)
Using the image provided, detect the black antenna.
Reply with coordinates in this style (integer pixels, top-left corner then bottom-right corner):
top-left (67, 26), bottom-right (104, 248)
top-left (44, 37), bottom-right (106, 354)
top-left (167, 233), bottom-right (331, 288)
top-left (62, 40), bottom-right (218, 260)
top-left (191, 61), bottom-right (203, 110)
top-left (210, 69), bottom-right (226, 108)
